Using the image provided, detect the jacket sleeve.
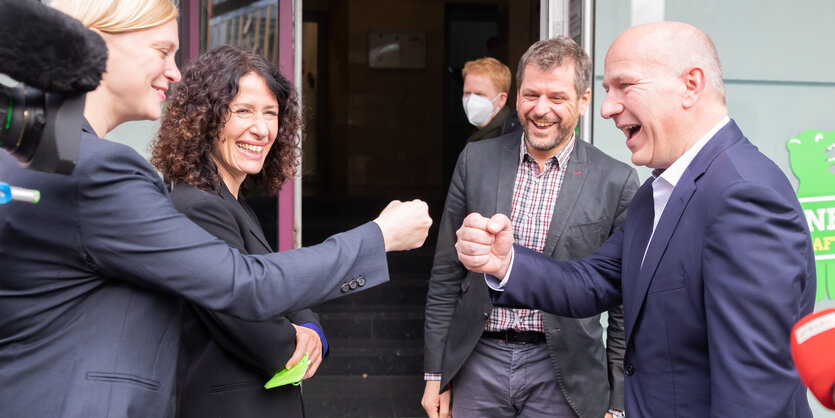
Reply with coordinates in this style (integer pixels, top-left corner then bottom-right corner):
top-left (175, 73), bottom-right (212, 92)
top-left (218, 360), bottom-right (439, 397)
top-left (76, 143), bottom-right (388, 321)
top-left (703, 181), bottom-right (814, 416)
top-left (423, 145), bottom-right (471, 374)
top-left (604, 167), bottom-right (638, 412)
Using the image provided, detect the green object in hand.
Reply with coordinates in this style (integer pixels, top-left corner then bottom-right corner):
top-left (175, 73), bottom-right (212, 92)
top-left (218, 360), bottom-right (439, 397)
top-left (265, 353), bottom-right (309, 389)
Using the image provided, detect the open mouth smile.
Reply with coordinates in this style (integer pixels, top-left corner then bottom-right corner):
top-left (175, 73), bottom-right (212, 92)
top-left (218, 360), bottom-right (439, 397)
top-left (622, 125), bottom-right (641, 139)
top-left (236, 142), bottom-right (264, 155)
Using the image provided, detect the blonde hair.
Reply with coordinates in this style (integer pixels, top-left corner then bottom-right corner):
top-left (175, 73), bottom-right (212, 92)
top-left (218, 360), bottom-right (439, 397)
top-left (462, 57), bottom-right (511, 94)
top-left (50, 0), bottom-right (179, 34)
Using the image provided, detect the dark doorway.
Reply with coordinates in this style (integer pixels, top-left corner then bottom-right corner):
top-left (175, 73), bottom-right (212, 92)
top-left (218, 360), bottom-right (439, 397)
top-left (297, 2), bottom-right (536, 416)
top-left (301, 11), bottom-right (329, 194)
top-left (442, 4), bottom-right (500, 190)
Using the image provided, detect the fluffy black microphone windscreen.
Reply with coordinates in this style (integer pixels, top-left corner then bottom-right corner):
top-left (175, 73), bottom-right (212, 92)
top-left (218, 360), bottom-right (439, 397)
top-left (0, 0), bottom-right (108, 94)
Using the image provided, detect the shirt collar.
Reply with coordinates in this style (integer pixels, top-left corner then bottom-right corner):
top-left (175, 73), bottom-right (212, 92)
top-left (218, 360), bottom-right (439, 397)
top-left (519, 132), bottom-right (576, 169)
top-left (654, 115), bottom-right (730, 186)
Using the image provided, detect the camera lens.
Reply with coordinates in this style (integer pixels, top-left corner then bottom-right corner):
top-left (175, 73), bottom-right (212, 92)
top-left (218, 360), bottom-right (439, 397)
top-left (0, 84), bottom-right (46, 163)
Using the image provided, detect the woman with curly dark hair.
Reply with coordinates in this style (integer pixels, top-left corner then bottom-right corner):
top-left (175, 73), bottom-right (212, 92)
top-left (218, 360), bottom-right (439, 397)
top-left (152, 46), bottom-right (323, 418)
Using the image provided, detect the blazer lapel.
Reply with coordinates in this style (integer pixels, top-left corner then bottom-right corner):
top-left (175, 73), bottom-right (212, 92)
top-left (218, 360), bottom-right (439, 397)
top-left (244, 213), bottom-right (273, 253)
top-left (495, 136), bottom-right (521, 214)
top-left (543, 140), bottom-right (589, 256)
top-left (218, 184), bottom-right (273, 253)
top-left (624, 119), bottom-right (744, 338)
top-left (629, 177), bottom-right (697, 314)
top-left (620, 179), bottom-right (654, 341)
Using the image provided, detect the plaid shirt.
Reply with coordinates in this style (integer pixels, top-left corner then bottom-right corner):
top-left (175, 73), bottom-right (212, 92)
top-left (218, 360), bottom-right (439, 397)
top-left (425, 135), bottom-right (576, 382)
top-left (484, 135), bottom-right (575, 332)
top-left (426, 136), bottom-right (625, 418)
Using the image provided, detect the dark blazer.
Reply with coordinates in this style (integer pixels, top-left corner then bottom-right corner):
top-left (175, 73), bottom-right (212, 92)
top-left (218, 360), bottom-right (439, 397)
top-left (497, 120), bottom-right (816, 417)
top-left (171, 182), bottom-right (321, 417)
top-left (0, 121), bottom-right (386, 417)
top-left (424, 132), bottom-right (639, 417)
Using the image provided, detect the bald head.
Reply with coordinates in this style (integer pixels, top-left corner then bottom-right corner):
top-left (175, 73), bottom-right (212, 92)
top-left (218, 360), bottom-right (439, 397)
top-left (600, 21), bottom-right (729, 169)
top-left (612, 22), bottom-right (725, 103)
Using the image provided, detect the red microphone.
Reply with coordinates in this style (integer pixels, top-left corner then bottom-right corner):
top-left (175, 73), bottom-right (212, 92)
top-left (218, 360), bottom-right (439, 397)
top-left (791, 308), bottom-right (835, 409)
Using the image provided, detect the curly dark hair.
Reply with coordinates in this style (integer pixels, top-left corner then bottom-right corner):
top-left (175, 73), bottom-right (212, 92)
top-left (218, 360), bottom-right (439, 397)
top-left (151, 45), bottom-right (302, 196)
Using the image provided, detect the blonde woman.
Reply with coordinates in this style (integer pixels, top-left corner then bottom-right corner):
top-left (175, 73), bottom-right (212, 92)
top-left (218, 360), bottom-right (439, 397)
top-left (0, 1), bottom-right (431, 416)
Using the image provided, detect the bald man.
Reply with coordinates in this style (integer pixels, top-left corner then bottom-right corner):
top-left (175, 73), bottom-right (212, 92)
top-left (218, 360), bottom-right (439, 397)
top-left (455, 22), bottom-right (815, 417)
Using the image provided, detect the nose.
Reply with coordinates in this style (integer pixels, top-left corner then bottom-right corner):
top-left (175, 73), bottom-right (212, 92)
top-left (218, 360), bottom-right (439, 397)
top-left (250, 116), bottom-right (269, 137)
top-left (164, 59), bottom-right (181, 83)
top-left (532, 96), bottom-right (550, 116)
top-left (600, 91), bottom-right (622, 119)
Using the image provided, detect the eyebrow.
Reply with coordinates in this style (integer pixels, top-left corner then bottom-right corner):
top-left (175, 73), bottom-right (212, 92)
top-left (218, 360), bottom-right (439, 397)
top-left (232, 101), bottom-right (279, 109)
top-left (520, 86), bottom-right (571, 97)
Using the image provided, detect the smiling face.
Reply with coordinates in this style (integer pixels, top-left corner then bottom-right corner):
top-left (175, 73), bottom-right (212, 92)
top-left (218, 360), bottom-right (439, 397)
top-left (98, 19), bottom-right (181, 126)
top-left (212, 73), bottom-right (279, 195)
top-left (600, 29), bottom-right (689, 169)
top-left (516, 62), bottom-right (590, 160)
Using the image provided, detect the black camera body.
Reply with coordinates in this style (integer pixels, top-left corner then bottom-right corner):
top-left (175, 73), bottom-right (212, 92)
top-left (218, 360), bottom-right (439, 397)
top-left (1, 84), bottom-right (85, 174)
top-left (0, 0), bottom-right (108, 174)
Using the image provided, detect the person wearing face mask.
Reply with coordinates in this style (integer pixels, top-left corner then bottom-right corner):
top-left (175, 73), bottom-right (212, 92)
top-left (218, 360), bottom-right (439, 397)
top-left (461, 57), bottom-right (521, 143)
top-left (0, 1), bottom-right (432, 416)
top-left (423, 37), bottom-right (636, 418)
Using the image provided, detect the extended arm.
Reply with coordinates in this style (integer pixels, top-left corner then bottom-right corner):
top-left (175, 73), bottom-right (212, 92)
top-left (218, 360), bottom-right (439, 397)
top-left (76, 145), bottom-right (430, 321)
top-left (457, 212), bottom-right (624, 317)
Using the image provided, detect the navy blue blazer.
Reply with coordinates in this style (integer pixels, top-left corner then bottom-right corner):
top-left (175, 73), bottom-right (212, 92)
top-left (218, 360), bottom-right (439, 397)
top-left (495, 120), bottom-right (815, 417)
top-left (0, 121), bottom-right (386, 417)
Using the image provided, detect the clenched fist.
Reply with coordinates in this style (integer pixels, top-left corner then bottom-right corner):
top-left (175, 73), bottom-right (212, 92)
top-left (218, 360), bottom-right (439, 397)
top-left (373, 200), bottom-right (432, 251)
top-left (455, 212), bottom-right (514, 278)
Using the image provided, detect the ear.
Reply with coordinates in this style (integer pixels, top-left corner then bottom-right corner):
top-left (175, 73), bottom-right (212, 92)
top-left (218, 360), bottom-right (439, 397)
top-left (577, 87), bottom-right (591, 116)
top-left (496, 92), bottom-right (508, 110)
top-left (681, 67), bottom-right (706, 109)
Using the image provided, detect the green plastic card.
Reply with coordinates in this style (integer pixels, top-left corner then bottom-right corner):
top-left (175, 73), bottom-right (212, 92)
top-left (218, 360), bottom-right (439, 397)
top-left (264, 353), bottom-right (309, 389)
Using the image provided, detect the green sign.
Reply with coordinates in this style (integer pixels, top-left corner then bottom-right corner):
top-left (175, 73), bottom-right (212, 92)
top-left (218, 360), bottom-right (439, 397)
top-left (787, 130), bottom-right (835, 300)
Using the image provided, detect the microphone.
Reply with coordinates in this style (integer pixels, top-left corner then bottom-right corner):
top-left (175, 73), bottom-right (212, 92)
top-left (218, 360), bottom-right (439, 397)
top-left (0, 0), bottom-right (108, 94)
top-left (0, 0), bottom-right (109, 174)
top-left (791, 308), bottom-right (835, 409)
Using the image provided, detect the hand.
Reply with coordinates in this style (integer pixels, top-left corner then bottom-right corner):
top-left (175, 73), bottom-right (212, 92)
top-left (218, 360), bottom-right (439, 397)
top-left (421, 380), bottom-right (451, 418)
top-left (287, 324), bottom-right (323, 380)
top-left (605, 413), bottom-right (613, 418)
top-left (455, 213), bottom-right (514, 278)
top-left (373, 199), bottom-right (432, 251)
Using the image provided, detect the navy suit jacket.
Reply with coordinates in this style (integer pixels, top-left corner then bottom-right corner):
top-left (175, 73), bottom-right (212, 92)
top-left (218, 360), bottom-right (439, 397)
top-left (171, 182), bottom-right (323, 418)
top-left (495, 120), bottom-right (815, 417)
top-left (0, 121), bottom-right (386, 417)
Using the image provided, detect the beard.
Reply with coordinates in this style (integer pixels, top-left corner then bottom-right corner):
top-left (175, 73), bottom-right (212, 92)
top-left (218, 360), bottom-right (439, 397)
top-left (522, 115), bottom-right (576, 152)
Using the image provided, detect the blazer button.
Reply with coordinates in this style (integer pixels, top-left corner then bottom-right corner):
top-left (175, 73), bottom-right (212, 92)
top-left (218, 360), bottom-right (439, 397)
top-left (349, 280), bottom-right (358, 290)
top-left (625, 364), bottom-right (635, 376)
top-left (341, 283), bottom-right (350, 293)
top-left (357, 276), bottom-right (366, 287)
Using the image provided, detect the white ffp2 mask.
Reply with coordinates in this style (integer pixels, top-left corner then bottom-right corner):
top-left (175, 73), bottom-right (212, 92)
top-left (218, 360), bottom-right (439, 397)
top-left (462, 93), bottom-right (500, 127)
